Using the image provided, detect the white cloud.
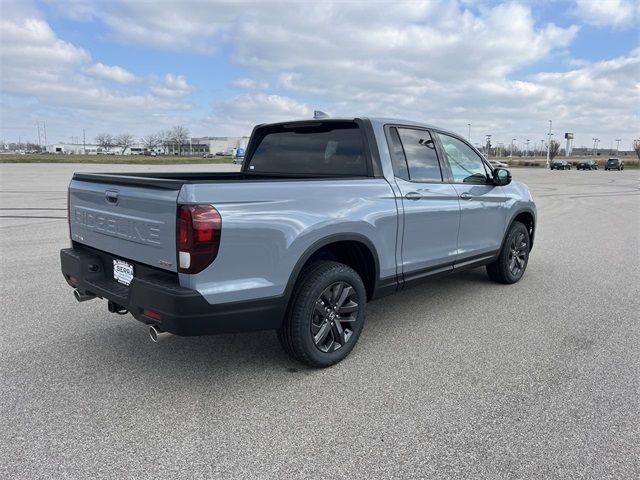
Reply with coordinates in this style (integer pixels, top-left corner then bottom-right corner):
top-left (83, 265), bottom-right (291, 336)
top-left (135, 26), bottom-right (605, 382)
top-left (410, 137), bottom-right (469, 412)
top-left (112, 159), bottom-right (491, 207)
top-left (232, 78), bottom-right (269, 90)
top-left (0, 14), bottom-right (192, 142)
top-left (85, 62), bottom-right (139, 83)
top-left (3, 1), bottom-right (638, 146)
top-left (203, 93), bottom-right (312, 135)
top-left (574, 0), bottom-right (637, 29)
top-left (150, 74), bottom-right (192, 98)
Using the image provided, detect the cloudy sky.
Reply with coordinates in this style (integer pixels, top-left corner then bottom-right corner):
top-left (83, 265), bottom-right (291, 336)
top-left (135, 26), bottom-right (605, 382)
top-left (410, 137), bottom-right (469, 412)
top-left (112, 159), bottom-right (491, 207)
top-left (0, 0), bottom-right (638, 150)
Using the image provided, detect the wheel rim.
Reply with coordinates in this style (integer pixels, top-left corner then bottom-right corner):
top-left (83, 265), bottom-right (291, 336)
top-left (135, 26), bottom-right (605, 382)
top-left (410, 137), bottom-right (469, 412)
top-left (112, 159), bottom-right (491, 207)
top-left (508, 232), bottom-right (528, 277)
top-left (311, 281), bottom-right (359, 353)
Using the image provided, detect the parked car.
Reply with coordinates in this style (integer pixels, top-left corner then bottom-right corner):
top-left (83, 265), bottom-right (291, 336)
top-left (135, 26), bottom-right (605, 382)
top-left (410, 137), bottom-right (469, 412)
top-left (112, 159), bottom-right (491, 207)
top-left (202, 153), bottom-right (214, 158)
top-left (61, 117), bottom-right (536, 367)
top-left (489, 160), bottom-right (509, 168)
top-left (215, 151), bottom-right (226, 156)
top-left (576, 159), bottom-right (597, 170)
top-left (604, 158), bottom-right (624, 171)
top-left (143, 151), bottom-right (157, 157)
top-left (550, 159), bottom-right (571, 170)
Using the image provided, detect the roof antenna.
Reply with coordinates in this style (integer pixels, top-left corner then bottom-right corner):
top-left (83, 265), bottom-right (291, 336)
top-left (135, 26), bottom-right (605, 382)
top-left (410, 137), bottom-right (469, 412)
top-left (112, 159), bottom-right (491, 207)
top-left (313, 110), bottom-right (329, 119)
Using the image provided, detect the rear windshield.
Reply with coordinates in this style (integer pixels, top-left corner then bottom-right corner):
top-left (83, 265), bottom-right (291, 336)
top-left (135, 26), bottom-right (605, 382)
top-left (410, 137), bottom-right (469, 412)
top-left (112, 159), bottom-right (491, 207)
top-left (246, 122), bottom-right (367, 176)
top-left (607, 159), bottom-right (619, 164)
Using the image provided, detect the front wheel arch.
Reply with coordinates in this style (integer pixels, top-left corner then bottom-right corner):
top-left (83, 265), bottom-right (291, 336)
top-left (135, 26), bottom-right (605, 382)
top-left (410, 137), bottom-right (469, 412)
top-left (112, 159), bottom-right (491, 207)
top-left (505, 210), bottom-right (535, 251)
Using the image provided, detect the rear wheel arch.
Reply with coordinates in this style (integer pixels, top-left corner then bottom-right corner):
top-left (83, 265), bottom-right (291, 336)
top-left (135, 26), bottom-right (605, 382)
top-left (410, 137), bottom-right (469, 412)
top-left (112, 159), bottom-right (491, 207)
top-left (284, 234), bottom-right (380, 307)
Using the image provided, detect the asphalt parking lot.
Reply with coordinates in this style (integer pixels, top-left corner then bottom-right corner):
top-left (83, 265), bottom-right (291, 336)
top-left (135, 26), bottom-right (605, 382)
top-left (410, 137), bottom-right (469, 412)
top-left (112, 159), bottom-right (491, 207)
top-left (1, 163), bottom-right (638, 479)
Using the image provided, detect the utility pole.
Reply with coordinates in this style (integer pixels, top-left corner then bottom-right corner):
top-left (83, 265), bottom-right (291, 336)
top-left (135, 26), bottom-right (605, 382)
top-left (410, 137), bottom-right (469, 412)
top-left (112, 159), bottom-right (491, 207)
top-left (615, 138), bottom-right (621, 154)
top-left (511, 138), bottom-right (516, 157)
top-left (545, 120), bottom-right (553, 169)
top-left (83, 129), bottom-right (86, 155)
top-left (525, 139), bottom-right (530, 157)
top-left (36, 122), bottom-right (41, 148)
top-left (468, 123), bottom-right (471, 142)
top-left (43, 121), bottom-right (48, 147)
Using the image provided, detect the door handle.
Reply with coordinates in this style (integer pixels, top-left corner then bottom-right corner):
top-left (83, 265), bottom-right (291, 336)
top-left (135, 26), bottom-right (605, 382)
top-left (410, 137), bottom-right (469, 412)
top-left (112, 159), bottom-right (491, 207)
top-left (459, 192), bottom-right (472, 200)
top-left (404, 192), bottom-right (422, 201)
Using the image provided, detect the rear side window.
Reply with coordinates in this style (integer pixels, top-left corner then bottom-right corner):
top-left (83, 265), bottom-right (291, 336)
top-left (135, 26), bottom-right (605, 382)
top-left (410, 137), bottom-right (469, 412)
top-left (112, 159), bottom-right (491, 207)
top-left (246, 122), bottom-right (367, 176)
top-left (396, 128), bottom-right (443, 182)
top-left (387, 127), bottom-right (410, 180)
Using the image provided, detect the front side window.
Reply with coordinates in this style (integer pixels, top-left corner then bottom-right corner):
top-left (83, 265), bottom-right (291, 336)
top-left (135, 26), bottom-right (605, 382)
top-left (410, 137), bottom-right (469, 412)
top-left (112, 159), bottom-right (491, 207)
top-left (436, 133), bottom-right (490, 184)
top-left (396, 128), bottom-right (443, 182)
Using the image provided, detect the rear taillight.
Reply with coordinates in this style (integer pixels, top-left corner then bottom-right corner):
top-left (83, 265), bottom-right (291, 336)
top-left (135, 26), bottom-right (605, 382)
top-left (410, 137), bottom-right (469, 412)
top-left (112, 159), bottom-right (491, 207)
top-left (177, 204), bottom-right (222, 274)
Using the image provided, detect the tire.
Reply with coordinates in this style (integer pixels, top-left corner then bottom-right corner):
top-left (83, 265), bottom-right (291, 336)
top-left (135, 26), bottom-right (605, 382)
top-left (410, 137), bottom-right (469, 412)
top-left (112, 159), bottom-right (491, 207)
top-left (277, 261), bottom-right (367, 368)
top-left (486, 221), bottom-right (531, 284)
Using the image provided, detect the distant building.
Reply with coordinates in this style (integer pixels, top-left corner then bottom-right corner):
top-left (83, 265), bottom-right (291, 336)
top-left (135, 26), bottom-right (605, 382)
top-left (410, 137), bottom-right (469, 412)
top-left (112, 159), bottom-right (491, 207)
top-left (45, 136), bottom-right (251, 156)
top-left (46, 143), bottom-right (100, 154)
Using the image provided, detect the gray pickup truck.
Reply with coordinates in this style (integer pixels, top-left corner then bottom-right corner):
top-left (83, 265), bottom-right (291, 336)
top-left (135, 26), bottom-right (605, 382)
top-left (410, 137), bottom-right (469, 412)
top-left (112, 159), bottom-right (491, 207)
top-left (61, 117), bottom-right (536, 367)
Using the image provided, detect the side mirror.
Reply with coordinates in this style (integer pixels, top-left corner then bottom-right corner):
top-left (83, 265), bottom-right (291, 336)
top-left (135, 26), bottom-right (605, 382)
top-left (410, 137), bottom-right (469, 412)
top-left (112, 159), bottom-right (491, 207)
top-left (493, 167), bottom-right (511, 186)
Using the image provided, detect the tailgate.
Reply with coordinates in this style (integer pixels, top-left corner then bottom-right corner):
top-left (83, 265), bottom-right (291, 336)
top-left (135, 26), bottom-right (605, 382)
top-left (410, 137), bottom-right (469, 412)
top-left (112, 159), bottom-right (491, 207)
top-left (69, 178), bottom-right (180, 272)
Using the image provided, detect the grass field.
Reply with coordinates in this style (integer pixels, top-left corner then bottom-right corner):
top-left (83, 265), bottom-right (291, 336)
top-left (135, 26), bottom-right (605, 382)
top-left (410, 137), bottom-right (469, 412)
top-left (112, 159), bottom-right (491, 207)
top-left (0, 153), bottom-right (236, 164)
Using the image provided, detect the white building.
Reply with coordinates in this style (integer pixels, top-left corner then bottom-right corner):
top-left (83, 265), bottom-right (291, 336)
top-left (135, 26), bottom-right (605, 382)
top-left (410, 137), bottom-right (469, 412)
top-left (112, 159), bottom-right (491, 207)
top-left (195, 136), bottom-right (249, 155)
top-left (45, 143), bottom-right (149, 155)
top-left (46, 143), bottom-right (101, 154)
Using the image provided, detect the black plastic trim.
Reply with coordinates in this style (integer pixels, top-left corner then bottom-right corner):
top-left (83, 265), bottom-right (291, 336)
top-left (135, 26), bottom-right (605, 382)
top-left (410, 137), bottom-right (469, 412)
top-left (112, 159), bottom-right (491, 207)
top-left (283, 233), bottom-right (388, 304)
top-left (506, 207), bottom-right (536, 251)
top-left (61, 246), bottom-right (286, 335)
top-left (401, 250), bottom-right (500, 290)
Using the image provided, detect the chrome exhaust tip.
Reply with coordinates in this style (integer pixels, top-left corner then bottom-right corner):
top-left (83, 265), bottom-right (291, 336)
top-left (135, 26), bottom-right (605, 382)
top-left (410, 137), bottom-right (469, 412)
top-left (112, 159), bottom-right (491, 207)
top-left (74, 289), bottom-right (95, 302)
top-left (149, 325), bottom-right (170, 343)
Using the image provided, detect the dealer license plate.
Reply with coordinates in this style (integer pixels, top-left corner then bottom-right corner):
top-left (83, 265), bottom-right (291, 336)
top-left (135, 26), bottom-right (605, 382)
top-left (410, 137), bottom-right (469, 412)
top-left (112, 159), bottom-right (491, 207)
top-left (113, 259), bottom-right (134, 286)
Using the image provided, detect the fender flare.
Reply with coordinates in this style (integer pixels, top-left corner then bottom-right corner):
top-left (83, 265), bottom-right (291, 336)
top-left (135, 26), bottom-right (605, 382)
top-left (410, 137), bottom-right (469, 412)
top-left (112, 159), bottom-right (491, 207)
top-left (282, 233), bottom-right (382, 307)
top-left (504, 207), bottom-right (536, 251)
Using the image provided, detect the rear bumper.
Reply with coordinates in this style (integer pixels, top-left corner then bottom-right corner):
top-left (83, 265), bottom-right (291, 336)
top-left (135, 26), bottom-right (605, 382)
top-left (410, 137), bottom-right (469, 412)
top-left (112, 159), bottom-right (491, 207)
top-left (60, 247), bottom-right (285, 336)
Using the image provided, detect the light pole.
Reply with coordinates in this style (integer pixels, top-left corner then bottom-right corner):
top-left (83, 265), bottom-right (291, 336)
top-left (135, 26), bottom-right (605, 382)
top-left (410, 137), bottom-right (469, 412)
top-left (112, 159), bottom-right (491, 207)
top-left (468, 123), bottom-right (471, 142)
top-left (485, 134), bottom-right (492, 158)
top-left (510, 138), bottom-right (516, 157)
top-left (545, 120), bottom-right (553, 169)
top-left (592, 138), bottom-right (599, 156)
top-left (525, 139), bottom-right (530, 157)
top-left (615, 138), bottom-right (621, 154)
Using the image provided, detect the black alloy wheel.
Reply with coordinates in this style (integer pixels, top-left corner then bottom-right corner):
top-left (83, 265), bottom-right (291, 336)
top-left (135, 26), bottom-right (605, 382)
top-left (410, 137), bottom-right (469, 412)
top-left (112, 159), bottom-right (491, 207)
top-left (311, 281), bottom-right (359, 353)
top-left (277, 261), bottom-right (367, 368)
top-left (507, 231), bottom-right (528, 278)
top-left (486, 221), bottom-right (531, 284)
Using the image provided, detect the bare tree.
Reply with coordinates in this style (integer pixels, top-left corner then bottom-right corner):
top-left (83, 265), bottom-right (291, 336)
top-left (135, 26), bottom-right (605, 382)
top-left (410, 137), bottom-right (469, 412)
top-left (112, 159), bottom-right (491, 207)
top-left (170, 126), bottom-right (189, 155)
top-left (549, 140), bottom-right (561, 160)
top-left (142, 134), bottom-right (158, 151)
top-left (115, 133), bottom-right (135, 154)
top-left (95, 133), bottom-right (114, 152)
